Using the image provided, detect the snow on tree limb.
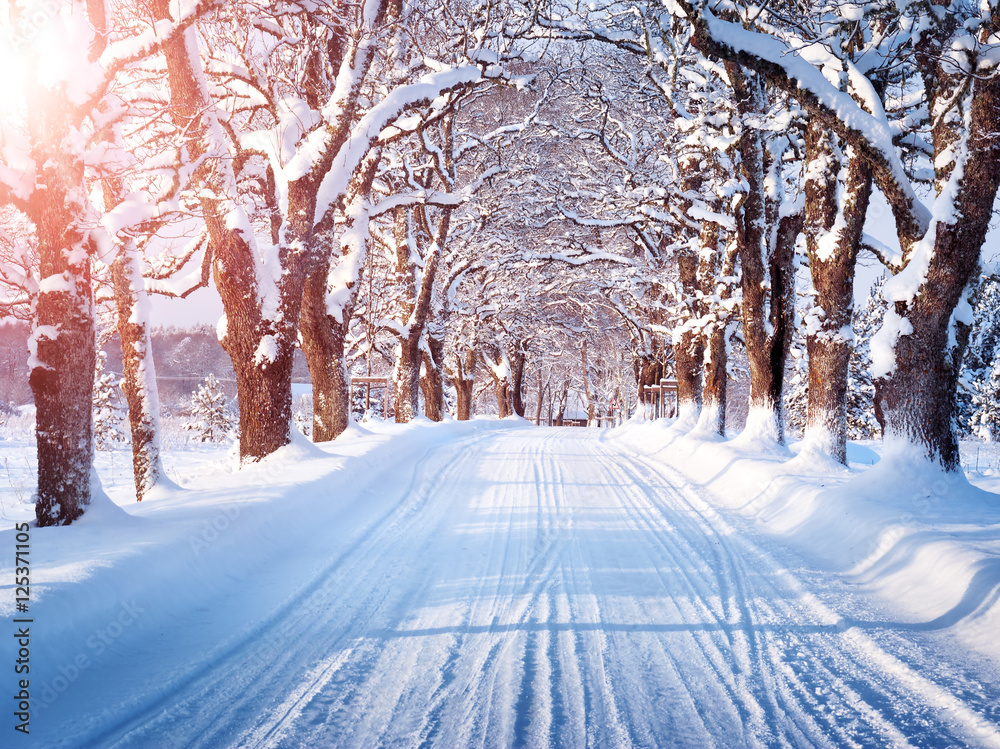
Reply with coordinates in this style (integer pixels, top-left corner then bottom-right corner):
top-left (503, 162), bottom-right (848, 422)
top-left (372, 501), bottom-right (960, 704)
top-left (672, 0), bottom-right (931, 245)
top-left (313, 66), bottom-right (491, 229)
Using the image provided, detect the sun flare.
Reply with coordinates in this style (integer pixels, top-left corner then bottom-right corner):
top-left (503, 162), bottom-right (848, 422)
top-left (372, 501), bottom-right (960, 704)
top-left (0, 1), bottom-right (98, 119)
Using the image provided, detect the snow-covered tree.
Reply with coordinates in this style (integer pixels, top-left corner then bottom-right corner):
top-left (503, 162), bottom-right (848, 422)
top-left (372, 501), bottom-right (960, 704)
top-left (294, 394), bottom-right (313, 438)
top-left (184, 375), bottom-right (236, 444)
top-left (970, 362), bottom-right (1000, 443)
top-left (674, 1), bottom-right (1000, 471)
top-left (961, 277), bottom-right (1000, 438)
top-left (93, 351), bottom-right (127, 451)
top-left (0, 2), bottom-right (209, 524)
top-left (150, 0), bottom-right (521, 455)
top-left (848, 277), bottom-right (887, 441)
top-left (788, 275), bottom-right (886, 442)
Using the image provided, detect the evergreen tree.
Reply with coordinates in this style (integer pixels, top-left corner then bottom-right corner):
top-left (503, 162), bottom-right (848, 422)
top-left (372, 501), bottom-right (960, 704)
top-left (959, 277), bottom-right (1000, 436)
top-left (970, 360), bottom-right (1000, 442)
top-left (785, 276), bottom-right (885, 441)
top-left (846, 276), bottom-right (885, 440)
top-left (184, 375), bottom-right (236, 443)
top-left (93, 350), bottom-right (127, 451)
top-left (294, 394), bottom-right (312, 437)
top-left (784, 327), bottom-right (809, 438)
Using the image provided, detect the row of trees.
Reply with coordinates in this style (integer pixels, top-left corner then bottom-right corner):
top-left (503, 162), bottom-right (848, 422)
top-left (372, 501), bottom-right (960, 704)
top-left (532, 0), bottom-right (1000, 470)
top-left (0, 0), bottom-right (550, 524)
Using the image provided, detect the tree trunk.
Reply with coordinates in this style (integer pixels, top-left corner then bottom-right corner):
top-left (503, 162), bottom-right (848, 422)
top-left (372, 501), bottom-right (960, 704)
top-left (554, 380), bottom-right (569, 426)
top-left (24, 73), bottom-right (96, 525)
top-left (675, 240), bottom-right (704, 420)
top-left (30, 230), bottom-right (95, 527)
top-left (450, 346), bottom-right (476, 420)
top-left (635, 355), bottom-right (664, 417)
top-left (394, 337), bottom-right (422, 423)
top-left (803, 125), bottom-right (873, 464)
top-left (112, 245), bottom-right (167, 499)
top-left (421, 333), bottom-right (445, 422)
top-left (875, 174), bottom-right (998, 468)
top-left (391, 205), bottom-right (449, 424)
top-left (157, 3), bottom-right (307, 462)
top-left (484, 345), bottom-right (512, 418)
top-left (511, 347), bottom-right (527, 418)
top-left (495, 380), bottom-right (511, 418)
top-left (534, 372), bottom-right (545, 425)
top-left (697, 224), bottom-right (733, 436)
top-left (675, 153), bottom-right (705, 420)
top-left (581, 341), bottom-right (597, 426)
top-left (729, 65), bottom-right (799, 443)
top-left (300, 154), bottom-right (380, 441)
top-left (299, 268), bottom-right (351, 442)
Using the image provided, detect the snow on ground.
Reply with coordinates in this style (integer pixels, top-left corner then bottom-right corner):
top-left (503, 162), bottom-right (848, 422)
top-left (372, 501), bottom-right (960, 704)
top-left (1, 416), bottom-right (999, 747)
top-left (614, 417), bottom-right (1000, 668)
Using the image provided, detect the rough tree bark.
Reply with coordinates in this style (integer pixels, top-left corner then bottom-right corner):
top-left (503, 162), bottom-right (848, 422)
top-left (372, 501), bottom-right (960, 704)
top-left (29, 184), bottom-right (96, 526)
top-left (13, 3), bottom-right (99, 525)
top-left (299, 157), bottom-right (381, 441)
top-left (511, 346), bottom-right (527, 418)
top-left (696, 223), bottom-right (736, 436)
top-left (675, 155), bottom-right (705, 419)
top-left (802, 124), bottom-right (873, 463)
top-left (421, 329), bottom-right (446, 421)
top-left (299, 265), bottom-right (352, 442)
top-left (111, 245), bottom-right (167, 499)
top-left (635, 355), bottom-right (665, 417)
top-left (728, 64), bottom-right (800, 443)
top-left (449, 345), bottom-right (476, 420)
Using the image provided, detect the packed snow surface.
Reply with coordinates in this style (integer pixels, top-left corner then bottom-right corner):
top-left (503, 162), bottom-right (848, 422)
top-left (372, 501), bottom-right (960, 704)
top-left (2, 419), bottom-right (999, 747)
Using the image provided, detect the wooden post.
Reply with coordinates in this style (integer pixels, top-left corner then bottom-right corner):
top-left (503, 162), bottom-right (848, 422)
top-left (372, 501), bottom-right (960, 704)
top-left (349, 377), bottom-right (393, 420)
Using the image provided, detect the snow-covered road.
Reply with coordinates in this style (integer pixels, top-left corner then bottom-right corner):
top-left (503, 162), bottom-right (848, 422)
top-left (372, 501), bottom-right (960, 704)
top-left (56, 428), bottom-right (1000, 747)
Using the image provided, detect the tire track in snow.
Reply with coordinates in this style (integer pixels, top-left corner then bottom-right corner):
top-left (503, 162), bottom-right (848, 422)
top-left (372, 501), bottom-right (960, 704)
top-left (612, 438), bottom-right (1000, 748)
top-left (83, 426), bottom-right (1000, 748)
top-left (97, 431), bottom-right (494, 749)
top-left (606, 445), bottom-right (930, 747)
top-left (596, 445), bottom-right (846, 747)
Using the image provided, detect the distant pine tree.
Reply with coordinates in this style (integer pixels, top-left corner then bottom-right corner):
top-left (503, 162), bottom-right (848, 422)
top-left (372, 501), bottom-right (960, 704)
top-left (785, 276), bottom-right (885, 440)
top-left (846, 276), bottom-right (885, 440)
top-left (93, 350), bottom-right (127, 451)
top-left (960, 277), bottom-right (1000, 437)
top-left (784, 337), bottom-right (808, 437)
top-left (970, 360), bottom-right (1000, 442)
top-left (184, 375), bottom-right (236, 443)
top-left (294, 393), bottom-right (312, 437)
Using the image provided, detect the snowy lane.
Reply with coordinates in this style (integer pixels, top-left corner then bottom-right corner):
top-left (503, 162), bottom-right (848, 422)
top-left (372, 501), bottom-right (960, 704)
top-left (95, 427), bottom-right (999, 748)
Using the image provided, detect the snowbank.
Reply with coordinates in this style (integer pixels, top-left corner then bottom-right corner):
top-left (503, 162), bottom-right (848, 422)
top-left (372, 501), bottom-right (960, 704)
top-left (610, 418), bottom-right (1000, 665)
